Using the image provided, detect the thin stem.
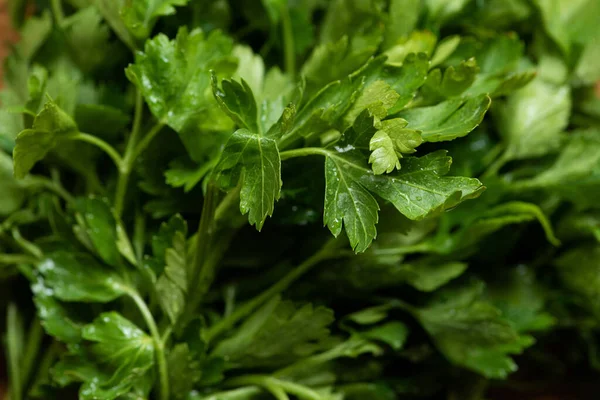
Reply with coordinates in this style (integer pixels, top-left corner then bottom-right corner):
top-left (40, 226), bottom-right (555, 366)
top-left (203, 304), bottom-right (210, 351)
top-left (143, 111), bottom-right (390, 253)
top-left (481, 151), bottom-right (508, 180)
top-left (281, 3), bottom-right (296, 77)
top-left (11, 228), bottom-right (43, 259)
top-left (130, 122), bottom-right (165, 162)
top-left (50, 0), bottom-right (64, 24)
top-left (25, 176), bottom-right (75, 205)
top-left (113, 121), bottom-right (164, 217)
top-left (70, 133), bottom-right (123, 167)
top-left (0, 254), bottom-right (38, 265)
top-left (129, 291), bottom-right (169, 400)
top-left (205, 238), bottom-right (340, 342)
top-left (21, 317), bottom-right (44, 393)
top-left (226, 376), bottom-right (321, 400)
top-left (131, 91), bottom-right (144, 145)
top-left (114, 92), bottom-right (148, 216)
top-left (279, 147), bottom-right (329, 161)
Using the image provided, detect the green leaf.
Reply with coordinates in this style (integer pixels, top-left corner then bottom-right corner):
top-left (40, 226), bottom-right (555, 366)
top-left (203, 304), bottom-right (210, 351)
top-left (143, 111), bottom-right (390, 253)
top-left (422, 59), bottom-right (479, 100)
top-left (319, 0), bottom-right (385, 65)
top-left (13, 100), bottom-right (79, 179)
top-left (384, 31), bottom-right (437, 65)
top-left (212, 296), bottom-right (335, 368)
top-left (211, 74), bottom-right (259, 133)
top-left (0, 151), bottom-right (25, 216)
top-left (14, 11), bottom-right (52, 60)
top-left (360, 321), bottom-right (409, 350)
top-left (32, 277), bottom-right (83, 343)
top-left (513, 130), bottom-right (600, 209)
top-left (414, 281), bottom-right (535, 378)
top-left (495, 78), bottom-right (571, 161)
top-left (37, 252), bottom-right (127, 302)
top-left (80, 312), bottom-right (155, 399)
top-left (74, 197), bottom-right (121, 268)
top-left (383, 0), bottom-right (421, 49)
top-left (533, 0), bottom-right (600, 56)
top-left (424, 0), bottom-right (472, 26)
top-left (166, 344), bottom-right (203, 400)
top-left (95, 0), bottom-right (137, 50)
top-left (369, 118), bottom-right (422, 174)
top-left (61, 7), bottom-right (112, 72)
top-left (215, 129), bottom-right (282, 230)
top-left (555, 245), bottom-right (600, 315)
top-left (156, 217), bottom-right (188, 324)
top-left (402, 261), bottom-right (468, 292)
top-left (126, 27), bottom-right (236, 161)
top-left (322, 122), bottom-right (484, 251)
top-left (121, 0), bottom-right (189, 40)
top-left (485, 266), bottom-right (556, 333)
top-left (301, 36), bottom-right (374, 96)
top-left (397, 95), bottom-right (491, 142)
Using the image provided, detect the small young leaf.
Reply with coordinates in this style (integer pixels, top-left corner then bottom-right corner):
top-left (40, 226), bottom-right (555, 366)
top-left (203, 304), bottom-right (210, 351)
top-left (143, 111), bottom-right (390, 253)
top-left (369, 118), bottom-right (422, 174)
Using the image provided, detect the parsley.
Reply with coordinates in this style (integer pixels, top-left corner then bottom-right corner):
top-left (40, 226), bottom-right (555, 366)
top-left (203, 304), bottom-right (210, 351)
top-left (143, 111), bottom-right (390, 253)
top-left (1, 1), bottom-right (600, 399)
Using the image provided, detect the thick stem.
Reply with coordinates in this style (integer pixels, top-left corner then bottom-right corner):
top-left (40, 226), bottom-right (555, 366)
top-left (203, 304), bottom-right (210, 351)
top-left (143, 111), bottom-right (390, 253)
top-left (50, 0), bottom-right (64, 23)
top-left (281, 4), bottom-right (296, 77)
top-left (129, 291), bottom-right (169, 400)
top-left (7, 304), bottom-right (23, 400)
top-left (205, 239), bottom-right (340, 342)
top-left (70, 133), bottom-right (123, 168)
top-left (182, 184), bottom-right (218, 321)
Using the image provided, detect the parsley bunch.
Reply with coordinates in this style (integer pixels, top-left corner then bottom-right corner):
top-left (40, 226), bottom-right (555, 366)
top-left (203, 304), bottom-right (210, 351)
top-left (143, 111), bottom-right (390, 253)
top-left (1, 0), bottom-right (599, 399)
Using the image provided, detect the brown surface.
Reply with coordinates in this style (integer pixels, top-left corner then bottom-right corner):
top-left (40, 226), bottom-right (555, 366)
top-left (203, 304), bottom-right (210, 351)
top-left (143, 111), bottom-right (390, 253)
top-left (0, 0), bottom-right (21, 89)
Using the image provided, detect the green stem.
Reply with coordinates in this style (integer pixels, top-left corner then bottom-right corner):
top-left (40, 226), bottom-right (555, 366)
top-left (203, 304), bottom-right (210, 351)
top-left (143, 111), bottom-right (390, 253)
top-left (481, 151), bottom-right (508, 180)
top-left (70, 133), bottom-right (123, 168)
top-left (11, 228), bottom-right (43, 259)
top-left (7, 303), bottom-right (23, 400)
top-left (183, 184), bottom-right (218, 321)
top-left (50, 0), bottom-right (64, 23)
top-left (129, 291), bottom-right (169, 400)
top-left (0, 254), bottom-right (38, 265)
top-left (279, 147), bottom-right (329, 161)
top-left (281, 4), bottom-right (296, 77)
top-left (21, 317), bottom-right (44, 393)
top-left (226, 376), bottom-right (321, 400)
top-left (129, 122), bottom-right (165, 162)
top-left (205, 239), bottom-right (340, 342)
top-left (114, 94), bottom-right (155, 217)
top-left (214, 185), bottom-right (241, 222)
top-left (25, 176), bottom-right (75, 205)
